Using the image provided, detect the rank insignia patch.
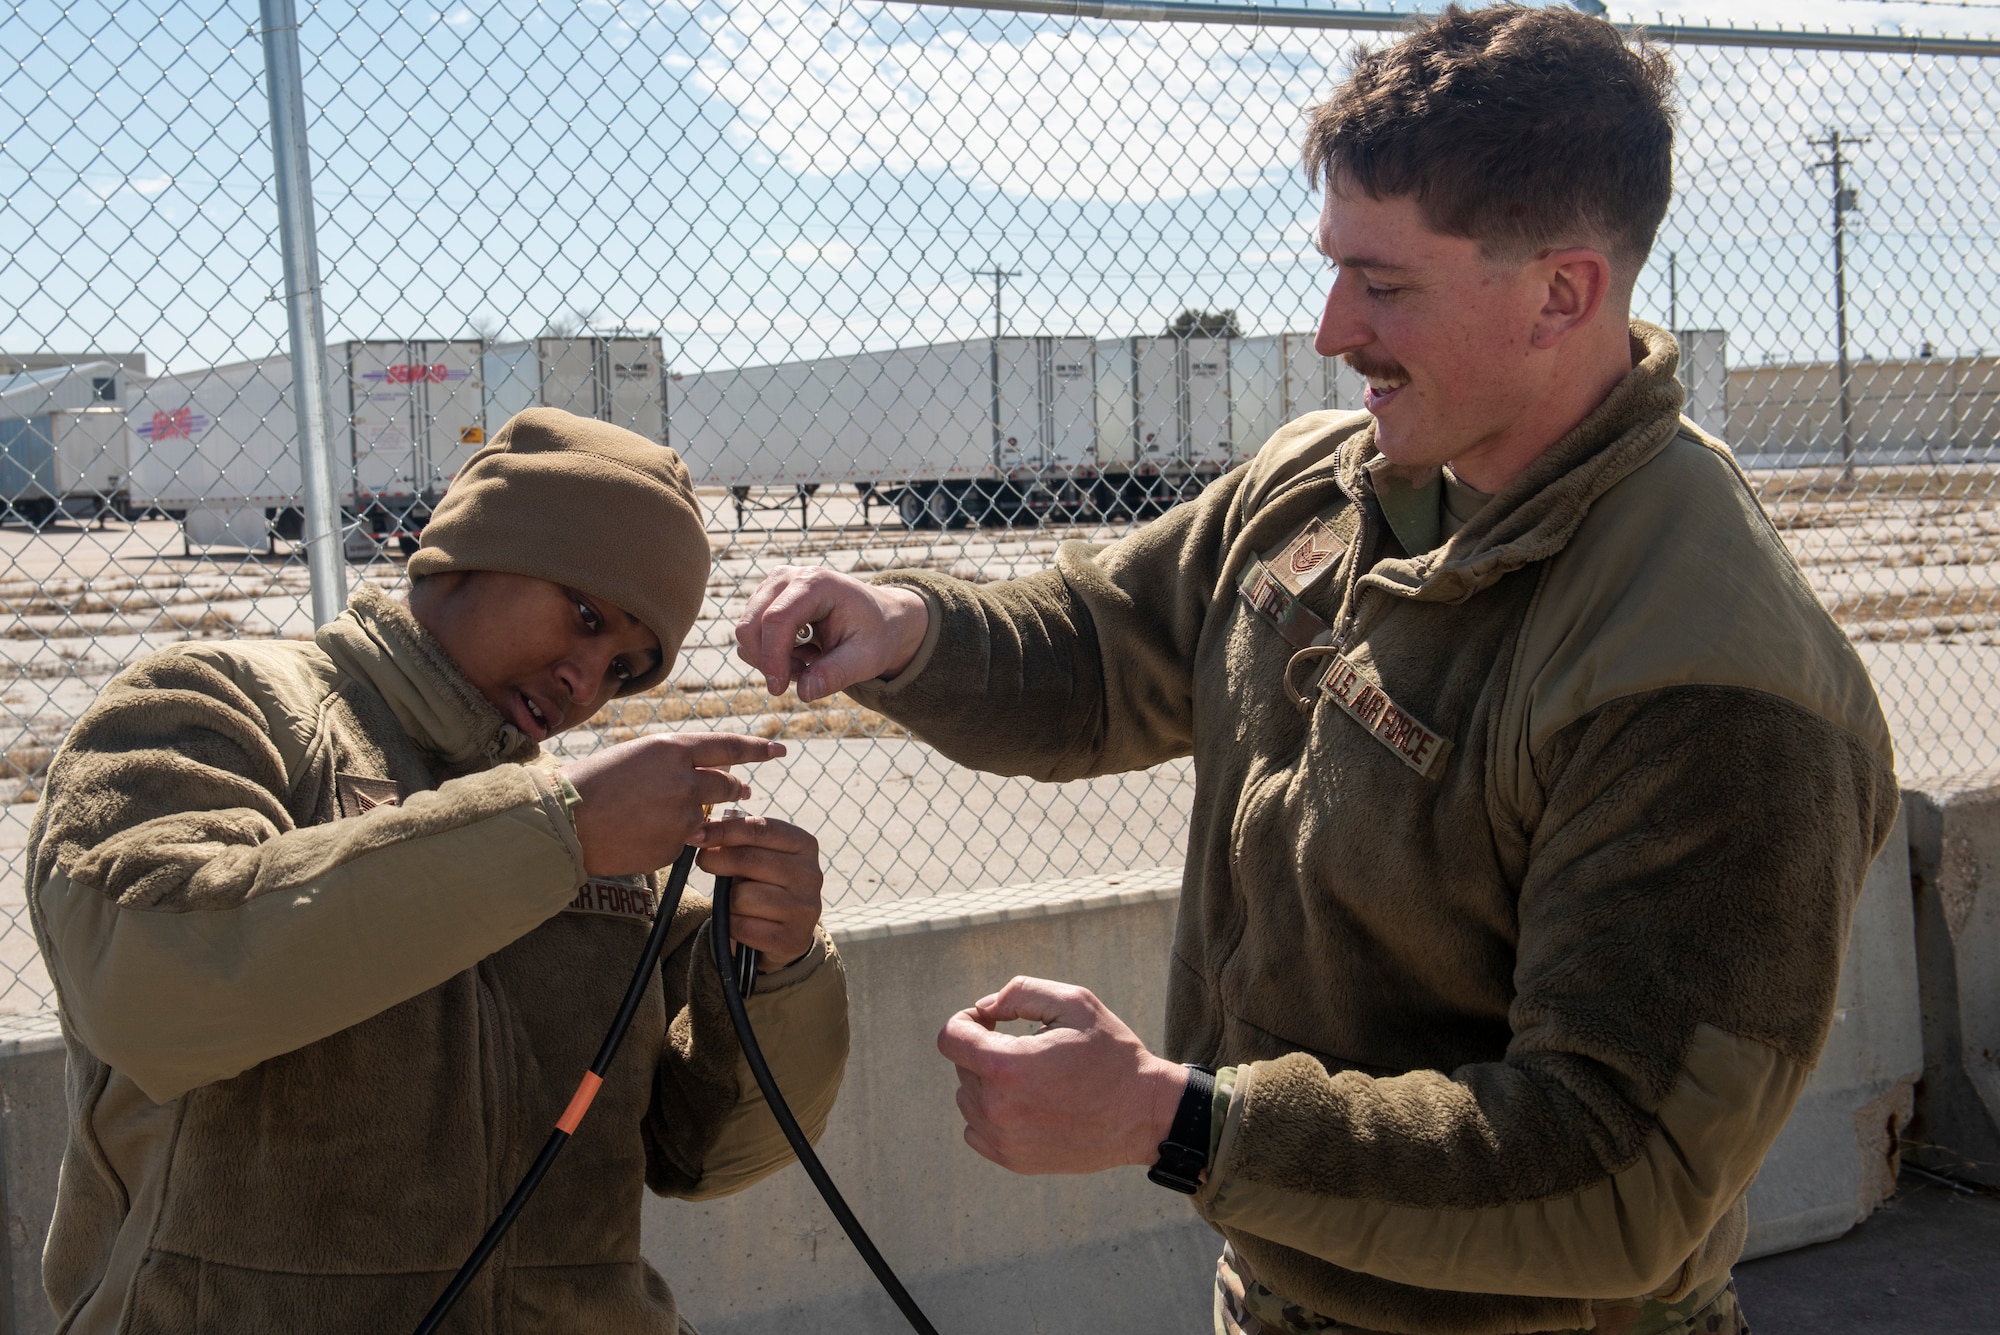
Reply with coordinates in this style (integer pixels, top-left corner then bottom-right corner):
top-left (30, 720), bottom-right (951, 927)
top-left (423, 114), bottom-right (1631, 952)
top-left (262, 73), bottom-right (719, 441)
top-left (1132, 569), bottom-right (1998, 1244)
top-left (336, 773), bottom-right (403, 816)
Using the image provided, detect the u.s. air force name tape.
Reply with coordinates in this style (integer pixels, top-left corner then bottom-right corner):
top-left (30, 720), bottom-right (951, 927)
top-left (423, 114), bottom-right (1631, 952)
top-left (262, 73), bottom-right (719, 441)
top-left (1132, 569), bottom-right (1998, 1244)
top-left (566, 875), bottom-right (658, 923)
top-left (1319, 656), bottom-right (1451, 778)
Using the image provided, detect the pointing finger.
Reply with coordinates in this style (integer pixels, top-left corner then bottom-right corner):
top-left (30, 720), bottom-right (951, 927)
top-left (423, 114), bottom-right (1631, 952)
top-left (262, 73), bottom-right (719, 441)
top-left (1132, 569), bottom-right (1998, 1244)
top-left (665, 734), bottom-right (787, 768)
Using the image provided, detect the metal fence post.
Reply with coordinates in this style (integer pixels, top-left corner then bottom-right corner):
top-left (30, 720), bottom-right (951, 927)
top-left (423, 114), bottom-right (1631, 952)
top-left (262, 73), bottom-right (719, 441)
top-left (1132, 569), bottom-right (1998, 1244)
top-left (260, 0), bottom-right (347, 625)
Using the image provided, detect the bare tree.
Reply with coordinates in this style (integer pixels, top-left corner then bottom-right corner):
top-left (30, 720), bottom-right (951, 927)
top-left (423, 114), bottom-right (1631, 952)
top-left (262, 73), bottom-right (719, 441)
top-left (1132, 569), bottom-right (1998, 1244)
top-left (542, 307), bottom-right (596, 340)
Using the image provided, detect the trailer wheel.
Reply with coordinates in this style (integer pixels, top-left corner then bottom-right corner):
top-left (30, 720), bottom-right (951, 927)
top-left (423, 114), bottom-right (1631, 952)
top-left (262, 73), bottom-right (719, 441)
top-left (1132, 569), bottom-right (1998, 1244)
top-left (896, 485), bottom-right (933, 530)
top-left (927, 483), bottom-right (970, 530)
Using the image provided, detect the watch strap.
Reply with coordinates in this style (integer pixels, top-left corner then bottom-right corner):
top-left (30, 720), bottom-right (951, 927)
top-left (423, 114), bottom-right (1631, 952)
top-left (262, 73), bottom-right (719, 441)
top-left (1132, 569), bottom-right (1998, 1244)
top-left (1147, 1064), bottom-right (1216, 1194)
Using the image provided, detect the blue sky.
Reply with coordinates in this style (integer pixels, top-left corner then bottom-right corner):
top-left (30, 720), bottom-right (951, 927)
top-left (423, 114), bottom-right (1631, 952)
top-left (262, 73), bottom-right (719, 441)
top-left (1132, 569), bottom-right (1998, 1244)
top-left (4, 0), bottom-right (1996, 375)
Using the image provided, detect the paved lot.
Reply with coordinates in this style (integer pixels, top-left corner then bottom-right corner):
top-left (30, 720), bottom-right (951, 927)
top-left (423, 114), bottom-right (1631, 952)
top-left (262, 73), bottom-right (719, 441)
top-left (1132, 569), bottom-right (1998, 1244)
top-left (1736, 1174), bottom-right (2000, 1333)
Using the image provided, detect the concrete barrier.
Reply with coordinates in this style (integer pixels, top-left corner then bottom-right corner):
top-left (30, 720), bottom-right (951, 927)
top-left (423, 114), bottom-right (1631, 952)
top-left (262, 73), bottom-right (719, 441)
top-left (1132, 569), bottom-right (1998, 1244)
top-left (1906, 779), bottom-right (2000, 1186)
top-left (1742, 805), bottom-right (1923, 1258)
top-left (652, 867), bottom-right (1215, 1335)
top-left (0, 1013), bottom-right (67, 1335)
top-left (0, 802), bottom-right (1967, 1332)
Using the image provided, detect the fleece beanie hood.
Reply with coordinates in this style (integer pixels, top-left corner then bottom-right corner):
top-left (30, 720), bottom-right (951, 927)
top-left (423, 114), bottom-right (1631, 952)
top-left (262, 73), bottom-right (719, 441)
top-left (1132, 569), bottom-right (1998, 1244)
top-left (408, 407), bottom-right (708, 693)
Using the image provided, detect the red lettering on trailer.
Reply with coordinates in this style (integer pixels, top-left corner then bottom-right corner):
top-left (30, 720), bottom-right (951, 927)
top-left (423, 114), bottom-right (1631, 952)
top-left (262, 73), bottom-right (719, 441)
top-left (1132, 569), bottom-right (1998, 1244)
top-left (385, 363), bottom-right (450, 384)
top-left (148, 408), bottom-right (196, 439)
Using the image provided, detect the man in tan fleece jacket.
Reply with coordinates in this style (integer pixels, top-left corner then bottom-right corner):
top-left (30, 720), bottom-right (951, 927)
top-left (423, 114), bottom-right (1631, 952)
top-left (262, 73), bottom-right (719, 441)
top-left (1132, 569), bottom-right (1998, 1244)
top-left (737, 7), bottom-right (1895, 1335)
top-left (28, 407), bottom-right (849, 1333)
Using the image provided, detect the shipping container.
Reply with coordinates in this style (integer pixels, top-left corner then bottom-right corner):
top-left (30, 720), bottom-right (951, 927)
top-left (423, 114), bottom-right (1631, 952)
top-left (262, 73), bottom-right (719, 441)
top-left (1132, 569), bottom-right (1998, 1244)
top-left (670, 336), bottom-right (1096, 527)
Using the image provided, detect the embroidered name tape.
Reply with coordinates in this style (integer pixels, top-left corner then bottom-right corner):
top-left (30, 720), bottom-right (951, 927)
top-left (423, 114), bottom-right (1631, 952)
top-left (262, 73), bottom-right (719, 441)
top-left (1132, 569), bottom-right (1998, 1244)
top-left (566, 875), bottom-right (658, 924)
top-left (1239, 563), bottom-right (1330, 649)
top-left (1320, 656), bottom-right (1452, 778)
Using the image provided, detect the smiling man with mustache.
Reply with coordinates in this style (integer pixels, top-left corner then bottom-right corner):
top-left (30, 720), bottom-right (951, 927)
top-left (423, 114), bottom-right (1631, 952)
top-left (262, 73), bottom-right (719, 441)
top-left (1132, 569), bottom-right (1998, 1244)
top-left (25, 408), bottom-right (849, 1334)
top-left (735, 6), bottom-right (1895, 1334)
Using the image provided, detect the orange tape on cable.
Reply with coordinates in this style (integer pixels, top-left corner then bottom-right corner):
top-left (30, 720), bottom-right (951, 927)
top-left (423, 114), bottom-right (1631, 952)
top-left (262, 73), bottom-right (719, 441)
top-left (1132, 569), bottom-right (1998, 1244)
top-left (555, 1072), bottom-right (603, 1135)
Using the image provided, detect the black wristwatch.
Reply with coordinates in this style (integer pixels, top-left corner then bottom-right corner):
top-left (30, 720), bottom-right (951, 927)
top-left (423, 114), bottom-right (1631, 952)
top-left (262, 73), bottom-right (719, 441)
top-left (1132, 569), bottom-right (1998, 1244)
top-left (1148, 1064), bottom-right (1216, 1194)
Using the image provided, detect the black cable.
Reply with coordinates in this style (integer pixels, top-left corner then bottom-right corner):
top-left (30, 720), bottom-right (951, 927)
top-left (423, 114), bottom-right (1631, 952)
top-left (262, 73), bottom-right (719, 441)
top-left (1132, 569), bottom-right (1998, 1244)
top-left (711, 873), bottom-right (942, 1335)
top-left (411, 844), bottom-right (697, 1335)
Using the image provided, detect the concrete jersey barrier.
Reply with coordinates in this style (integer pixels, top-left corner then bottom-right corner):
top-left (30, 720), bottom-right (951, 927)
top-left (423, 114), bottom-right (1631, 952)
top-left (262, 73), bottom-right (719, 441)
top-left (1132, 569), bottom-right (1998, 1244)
top-left (1906, 779), bottom-right (2000, 1187)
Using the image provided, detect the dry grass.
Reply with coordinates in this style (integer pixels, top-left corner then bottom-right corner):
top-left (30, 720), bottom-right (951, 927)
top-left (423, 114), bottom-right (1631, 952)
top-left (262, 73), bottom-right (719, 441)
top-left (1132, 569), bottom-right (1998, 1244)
top-left (1, 743), bottom-right (53, 781)
top-left (1830, 586), bottom-right (2000, 625)
top-left (752, 704), bottom-right (906, 741)
top-left (1750, 465), bottom-right (2000, 506)
top-left (156, 609), bottom-right (236, 637)
top-left (588, 687), bottom-right (907, 740)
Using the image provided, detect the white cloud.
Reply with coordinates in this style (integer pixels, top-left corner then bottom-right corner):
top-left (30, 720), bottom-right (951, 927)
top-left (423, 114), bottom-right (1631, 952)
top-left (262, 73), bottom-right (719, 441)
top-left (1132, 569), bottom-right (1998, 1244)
top-left (693, 0), bottom-right (1330, 202)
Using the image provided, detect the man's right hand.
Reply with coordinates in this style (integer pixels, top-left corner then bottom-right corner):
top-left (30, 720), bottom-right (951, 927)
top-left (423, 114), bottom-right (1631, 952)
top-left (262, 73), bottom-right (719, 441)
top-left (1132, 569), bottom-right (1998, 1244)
top-left (561, 734), bottom-right (783, 877)
top-left (736, 565), bottom-right (930, 702)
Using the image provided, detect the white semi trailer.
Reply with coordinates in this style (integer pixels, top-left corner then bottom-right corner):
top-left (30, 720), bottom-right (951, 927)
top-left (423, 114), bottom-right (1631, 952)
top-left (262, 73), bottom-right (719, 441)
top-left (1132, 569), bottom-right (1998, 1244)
top-left (0, 361), bottom-right (132, 523)
top-left (1090, 335), bottom-right (1236, 516)
top-left (483, 335), bottom-right (666, 445)
top-left (130, 343), bottom-right (480, 552)
top-left (675, 331), bottom-right (1363, 527)
top-left (669, 336), bottom-right (1098, 527)
top-left (128, 334), bottom-right (665, 552)
top-left (1231, 332), bottom-right (1367, 453)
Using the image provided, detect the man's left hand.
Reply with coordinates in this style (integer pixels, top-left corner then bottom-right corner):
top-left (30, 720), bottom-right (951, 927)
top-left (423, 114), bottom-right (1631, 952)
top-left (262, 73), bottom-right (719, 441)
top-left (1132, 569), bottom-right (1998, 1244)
top-left (936, 976), bottom-right (1188, 1175)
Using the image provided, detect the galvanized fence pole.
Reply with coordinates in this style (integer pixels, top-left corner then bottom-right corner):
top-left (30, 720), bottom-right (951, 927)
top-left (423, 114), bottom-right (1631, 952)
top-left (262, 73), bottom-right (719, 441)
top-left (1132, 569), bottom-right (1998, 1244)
top-left (260, 0), bottom-right (347, 625)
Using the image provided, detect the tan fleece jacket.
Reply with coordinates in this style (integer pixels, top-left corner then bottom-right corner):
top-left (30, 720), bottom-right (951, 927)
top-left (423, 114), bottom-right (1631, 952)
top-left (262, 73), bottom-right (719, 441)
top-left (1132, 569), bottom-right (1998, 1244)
top-left (26, 584), bottom-right (848, 1335)
top-left (850, 324), bottom-right (1896, 1335)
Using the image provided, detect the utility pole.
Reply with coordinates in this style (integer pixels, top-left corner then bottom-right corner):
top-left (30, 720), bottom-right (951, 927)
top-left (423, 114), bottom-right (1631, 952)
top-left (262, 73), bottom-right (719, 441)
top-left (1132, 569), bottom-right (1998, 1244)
top-left (973, 264), bottom-right (1021, 465)
top-left (1667, 251), bottom-right (1677, 334)
top-left (1810, 128), bottom-right (1869, 481)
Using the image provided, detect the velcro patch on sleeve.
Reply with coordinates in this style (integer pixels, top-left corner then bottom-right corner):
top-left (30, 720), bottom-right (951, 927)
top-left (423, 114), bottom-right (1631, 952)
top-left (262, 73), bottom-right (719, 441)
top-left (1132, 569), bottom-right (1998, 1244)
top-left (336, 773), bottom-right (403, 817)
top-left (1320, 655), bottom-right (1452, 779)
top-left (565, 875), bottom-right (658, 924)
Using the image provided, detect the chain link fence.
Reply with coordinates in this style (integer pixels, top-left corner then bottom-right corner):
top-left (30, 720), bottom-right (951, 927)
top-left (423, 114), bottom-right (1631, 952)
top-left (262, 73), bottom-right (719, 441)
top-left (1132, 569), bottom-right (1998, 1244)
top-left (2, 0), bottom-right (1997, 1010)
